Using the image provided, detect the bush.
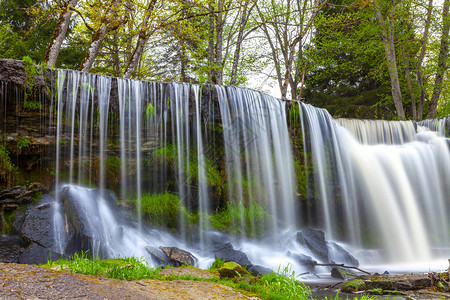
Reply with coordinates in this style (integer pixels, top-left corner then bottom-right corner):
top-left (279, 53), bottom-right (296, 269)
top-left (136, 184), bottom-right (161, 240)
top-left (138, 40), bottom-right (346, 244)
top-left (138, 192), bottom-right (181, 228)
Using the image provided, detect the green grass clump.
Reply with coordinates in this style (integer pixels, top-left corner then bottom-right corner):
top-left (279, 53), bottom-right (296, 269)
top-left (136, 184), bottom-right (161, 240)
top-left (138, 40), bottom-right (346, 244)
top-left (17, 137), bottom-right (31, 149)
top-left (137, 192), bottom-right (181, 229)
top-left (0, 140), bottom-right (17, 187)
top-left (43, 252), bottom-right (162, 281)
top-left (210, 201), bottom-right (271, 238)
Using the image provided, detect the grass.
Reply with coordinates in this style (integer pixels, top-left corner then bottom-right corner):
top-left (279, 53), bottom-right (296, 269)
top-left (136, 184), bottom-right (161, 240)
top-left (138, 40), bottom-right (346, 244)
top-left (42, 254), bottom-right (314, 299)
top-left (137, 192), bottom-right (181, 229)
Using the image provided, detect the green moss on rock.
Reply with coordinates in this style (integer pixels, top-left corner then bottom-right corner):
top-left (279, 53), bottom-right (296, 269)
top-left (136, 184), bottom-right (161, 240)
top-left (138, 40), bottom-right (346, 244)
top-left (218, 262), bottom-right (250, 279)
top-left (342, 279), bottom-right (367, 293)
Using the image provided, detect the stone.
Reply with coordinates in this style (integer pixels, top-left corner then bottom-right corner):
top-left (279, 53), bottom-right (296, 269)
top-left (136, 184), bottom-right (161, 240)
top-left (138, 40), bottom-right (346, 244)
top-left (248, 265), bottom-right (272, 277)
top-left (287, 251), bottom-right (317, 272)
top-left (327, 241), bottom-right (359, 267)
top-left (0, 235), bottom-right (26, 263)
top-left (218, 262), bottom-right (250, 279)
top-left (365, 279), bottom-right (394, 290)
top-left (367, 288), bottom-right (383, 295)
top-left (296, 228), bottom-right (328, 262)
top-left (342, 279), bottom-right (367, 293)
top-left (159, 246), bottom-right (197, 267)
top-left (331, 267), bottom-right (358, 280)
top-left (146, 246), bottom-right (168, 266)
top-left (18, 242), bottom-right (63, 265)
top-left (213, 242), bottom-right (252, 267)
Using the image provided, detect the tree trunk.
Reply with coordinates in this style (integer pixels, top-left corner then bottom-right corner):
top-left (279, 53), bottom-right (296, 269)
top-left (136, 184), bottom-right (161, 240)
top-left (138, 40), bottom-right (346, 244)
top-left (79, 0), bottom-right (125, 73)
top-left (427, 0), bottom-right (450, 118)
top-left (215, 1), bottom-right (224, 85)
top-left (123, 0), bottom-right (158, 78)
top-left (208, 3), bottom-right (216, 83)
top-left (415, 0), bottom-right (433, 120)
top-left (44, 0), bottom-right (79, 66)
top-left (374, 0), bottom-right (404, 118)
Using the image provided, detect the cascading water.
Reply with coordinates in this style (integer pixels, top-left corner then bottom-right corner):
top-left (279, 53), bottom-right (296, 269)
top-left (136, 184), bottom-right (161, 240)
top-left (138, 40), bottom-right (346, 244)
top-left (302, 104), bottom-right (450, 262)
top-left (31, 68), bottom-right (448, 273)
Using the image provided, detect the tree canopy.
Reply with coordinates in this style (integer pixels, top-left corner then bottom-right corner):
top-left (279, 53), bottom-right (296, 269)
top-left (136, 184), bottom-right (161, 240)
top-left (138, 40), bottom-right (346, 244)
top-left (0, 0), bottom-right (449, 119)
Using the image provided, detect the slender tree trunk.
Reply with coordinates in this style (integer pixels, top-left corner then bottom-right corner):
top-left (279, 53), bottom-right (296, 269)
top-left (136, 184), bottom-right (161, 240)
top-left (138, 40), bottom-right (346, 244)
top-left (427, 0), bottom-right (450, 118)
top-left (230, 1), bottom-right (254, 85)
top-left (404, 60), bottom-right (417, 119)
top-left (44, 0), bottom-right (79, 66)
top-left (215, 1), bottom-right (224, 85)
top-left (374, 0), bottom-right (404, 118)
top-left (208, 2), bottom-right (216, 83)
top-left (415, 0), bottom-right (433, 120)
top-left (79, 0), bottom-right (125, 73)
top-left (123, 0), bottom-right (158, 78)
top-left (113, 32), bottom-right (121, 77)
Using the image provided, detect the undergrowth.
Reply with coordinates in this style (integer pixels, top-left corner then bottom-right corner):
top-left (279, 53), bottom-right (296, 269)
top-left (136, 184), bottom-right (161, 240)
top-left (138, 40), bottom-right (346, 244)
top-left (42, 254), bottom-right (377, 300)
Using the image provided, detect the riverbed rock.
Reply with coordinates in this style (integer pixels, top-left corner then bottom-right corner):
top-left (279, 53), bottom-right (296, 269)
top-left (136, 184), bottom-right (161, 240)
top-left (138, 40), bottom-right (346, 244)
top-left (331, 267), bottom-right (358, 280)
top-left (213, 242), bottom-right (252, 267)
top-left (342, 279), bottom-right (367, 293)
top-left (146, 246), bottom-right (168, 266)
top-left (218, 262), bottom-right (250, 279)
top-left (327, 241), bottom-right (359, 267)
top-left (159, 246), bottom-right (197, 267)
top-left (0, 183), bottom-right (47, 213)
top-left (296, 228), bottom-right (328, 262)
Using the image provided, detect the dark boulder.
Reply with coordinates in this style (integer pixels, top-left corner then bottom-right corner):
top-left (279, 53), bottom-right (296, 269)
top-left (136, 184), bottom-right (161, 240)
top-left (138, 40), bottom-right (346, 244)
top-left (146, 246), bottom-right (168, 266)
top-left (213, 242), bottom-right (252, 267)
top-left (18, 242), bottom-right (65, 265)
top-left (296, 228), bottom-right (329, 262)
top-left (0, 235), bottom-right (26, 263)
top-left (159, 246), bottom-right (197, 267)
top-left (327, 241), bottom-right (359, 267)
top-left (287, 251), bottom-right (317, 272)
top-left (248, 265), bottom-right (272, 277)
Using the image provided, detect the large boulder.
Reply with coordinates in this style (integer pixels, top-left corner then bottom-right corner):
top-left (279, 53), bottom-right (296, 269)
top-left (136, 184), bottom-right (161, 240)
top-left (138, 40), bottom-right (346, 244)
top-left (213, 242), bottom-right (252, 267)
top-left (0, 183), bottom-right (47, 212)
top-left (296, 228), bottom-right (329, 262)
top-left (146, 246), bottom-right (168, 266)
top-left (331, 267), bottom-right (358, 280)
top-left (159, 246), bottom-right (197, 267)
top-left (0, 235), bottom-right (26, 263)
top-left (248, 265), bottom-right (272, 277)
top-left (327, 241), bottom-right (359, 267)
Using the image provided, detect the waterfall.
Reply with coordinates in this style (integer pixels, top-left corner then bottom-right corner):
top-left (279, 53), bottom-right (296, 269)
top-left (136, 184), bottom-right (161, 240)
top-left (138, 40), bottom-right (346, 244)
top-left (301, 104), bottom-right (450, 262)
top-left (44, 69), bottom-right (449, 265)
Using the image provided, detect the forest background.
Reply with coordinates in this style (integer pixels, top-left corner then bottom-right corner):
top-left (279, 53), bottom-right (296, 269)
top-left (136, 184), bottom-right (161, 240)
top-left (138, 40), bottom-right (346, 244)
top-left (0, 0), bottom-right (449, 120)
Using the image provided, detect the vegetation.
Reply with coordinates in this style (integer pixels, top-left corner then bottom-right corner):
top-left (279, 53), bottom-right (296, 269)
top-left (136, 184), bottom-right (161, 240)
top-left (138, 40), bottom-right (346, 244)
top-left (0, 0), bottom-right (448, 119)
top-left (42, 254), bottom-right (314, 300)
top-left (137, 192), bottom-right (181, 229)
top-left (17, 137), bottom-right (31, 150)
top-left (0, 139), bottom-right (17, 187)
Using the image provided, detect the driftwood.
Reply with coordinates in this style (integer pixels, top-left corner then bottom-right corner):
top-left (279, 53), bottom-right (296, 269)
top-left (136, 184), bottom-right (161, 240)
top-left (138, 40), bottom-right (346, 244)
top-left (315, 263), bottom-right (371, 276)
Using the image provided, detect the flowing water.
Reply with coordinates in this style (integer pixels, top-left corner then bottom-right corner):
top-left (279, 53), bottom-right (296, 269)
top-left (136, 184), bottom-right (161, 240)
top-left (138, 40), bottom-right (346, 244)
top-left (6, 68), bottom-right (448, 274)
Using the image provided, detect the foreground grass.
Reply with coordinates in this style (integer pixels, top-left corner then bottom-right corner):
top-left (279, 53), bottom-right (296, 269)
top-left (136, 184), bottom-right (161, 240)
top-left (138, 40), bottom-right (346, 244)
top-left (40, 254), bottom-right (373, 300)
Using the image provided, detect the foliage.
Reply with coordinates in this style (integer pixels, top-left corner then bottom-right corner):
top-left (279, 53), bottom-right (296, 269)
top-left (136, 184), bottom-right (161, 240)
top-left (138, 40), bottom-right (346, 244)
top-left (209, 257), bottom-right (225, 270)
top-left (210, 201), bottom-right (271, 238)
top-left (136, 192), bottom-right (181, 229)
top-left (23, 100), bottom-right (43, 111)
top-left (43, 252), bottom-right (162, 281)
top-left (17, 137), bottom-right (31, 150)
top-left (0, 139), bottom-right (17, 187)
top-left (1, 210), bottom-right (16, 234)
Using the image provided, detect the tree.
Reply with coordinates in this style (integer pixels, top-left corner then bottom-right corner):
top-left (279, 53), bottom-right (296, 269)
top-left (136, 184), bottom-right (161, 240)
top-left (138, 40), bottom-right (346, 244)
top-left (44, 0), bottom-right (79, 66)
top-left (427, 0), bottom-right (450, 118)
top-left (79, 0), bottom-right (128, 72)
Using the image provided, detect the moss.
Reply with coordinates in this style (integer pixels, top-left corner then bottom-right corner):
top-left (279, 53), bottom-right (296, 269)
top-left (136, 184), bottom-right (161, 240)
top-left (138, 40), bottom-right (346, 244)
top-left (1, 211), bottom-right (16, 235)
top-left (218, 262), bottom-right (250, 279)
top-left (17, 137), bottom-right (31, 150)
top-left (342, 279), bottom-right (367, 293)
top-left (0, 139), bottom-right (17, 187)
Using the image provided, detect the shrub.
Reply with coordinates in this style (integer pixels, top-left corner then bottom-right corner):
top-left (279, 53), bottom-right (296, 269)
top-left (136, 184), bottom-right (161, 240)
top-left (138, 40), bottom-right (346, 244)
top-left (137, 192), bottom-right (181, 228)
top-left (17, 137), bottom-right (31, 149)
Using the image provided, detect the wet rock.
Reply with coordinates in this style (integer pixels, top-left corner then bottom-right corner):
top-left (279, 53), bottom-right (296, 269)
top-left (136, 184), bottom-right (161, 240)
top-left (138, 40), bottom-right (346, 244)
top-left (159, 246), bottom-right (197, 267)
top-left (146, 246), bottom-right (168, 266)
top-left (213, 242), bottom-right (252, 267)
top-left (331, 267), bottom-right (358, 280)
top-left (296, 228), bottom-right (328, 262)
top-left (342, 279), bottom-right (366, 293)
top-left (327, 241), bottom-right (359, 267)
top-left (287, 251), bottom-right (317, 272)
top-left (365, 279), bottom-right (394, 290)
top-left (18, 195), bottom-right (57, 249)
top-left (218, 262), bottom-right (250, 279)
top-left (0, 235), bottom-right (26, 263)
top-left (367, 288), bottom-right (384, 295)
top-left (18, 242), bottom-right (52, 264)
top-left (0, 183), bottom-right (48, 212)
top-left (248, 265), bottom-right (272, 277)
